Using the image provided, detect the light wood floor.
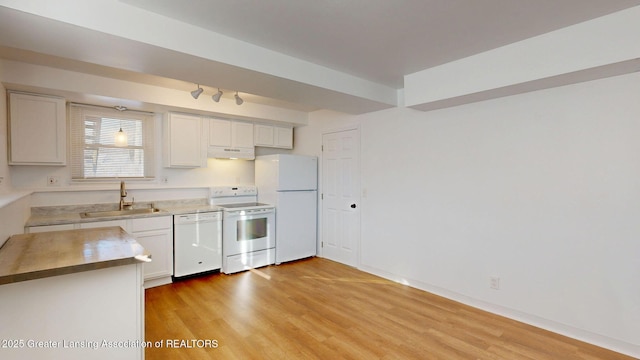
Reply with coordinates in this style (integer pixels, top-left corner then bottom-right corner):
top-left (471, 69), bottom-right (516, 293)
top-left (145, 257), bottom-right (633, 360)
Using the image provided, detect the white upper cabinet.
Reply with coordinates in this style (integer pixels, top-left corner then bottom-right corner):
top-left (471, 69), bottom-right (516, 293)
top-left (254, 124), bottom-right (293, 149)
top-left (163, 113), bottom-right (207, 168)
top-left (8, 92), bottom-right (66, 165)
top-left (233, 121), bottom-right (255, 148)
top-left (207, 118), bottom-right (255, 159)
top-left (208, 118), bottom-right (232, 147)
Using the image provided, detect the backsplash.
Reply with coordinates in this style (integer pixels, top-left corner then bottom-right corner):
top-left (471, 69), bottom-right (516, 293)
top-left (9, 158), bottom-right (256, 193)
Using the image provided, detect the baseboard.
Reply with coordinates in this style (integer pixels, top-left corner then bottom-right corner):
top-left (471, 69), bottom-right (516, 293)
top-left (143, 276), bottom-right (172, 289)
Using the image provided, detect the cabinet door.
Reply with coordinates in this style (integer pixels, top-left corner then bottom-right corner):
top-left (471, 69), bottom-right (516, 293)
top-left (131, 216), bottom-right (173, 281)
top-left (232, 121), bottom-right (254, 148)
top-left (134, 230), bottom-right (173, 280)
top-left (254, 124), bottom-right (293, 149)
top-left (9, 92), bottom-right (66, 165)
top-left (209, 118), bottom-right (232, 147)
top-left (254, 124), bottom-right (275, 146)
top-left (274, 126), bottom-right (293, 149)
top-left (164, 113), bottom-right (205, 168)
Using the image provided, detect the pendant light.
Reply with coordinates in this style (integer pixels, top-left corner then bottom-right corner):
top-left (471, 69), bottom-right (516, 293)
top-left (115, 127), bottom-right (128, 147)
top-left (114, 106), bottom-right (128, 147)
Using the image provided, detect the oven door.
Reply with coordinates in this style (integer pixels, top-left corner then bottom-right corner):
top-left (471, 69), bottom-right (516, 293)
top-left (222, 208), bottom-right (275, 256)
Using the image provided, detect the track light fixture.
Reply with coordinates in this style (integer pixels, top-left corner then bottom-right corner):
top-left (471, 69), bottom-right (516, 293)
top-left (235, 91), bottom-right (243, 105)
top-left (188, 86), bottom-right (244, 106)
top-left (212, 88), bottom-right (223, 102)
top-left (190, 84), bottom-right (203, 99)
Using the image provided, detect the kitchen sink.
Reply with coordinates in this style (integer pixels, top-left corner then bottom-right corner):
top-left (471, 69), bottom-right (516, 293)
top-left (80, 208), bottom-right (163, 219)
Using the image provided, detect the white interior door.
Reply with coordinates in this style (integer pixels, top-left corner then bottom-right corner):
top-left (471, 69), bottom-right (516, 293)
top-left (321, 128), bottom-right (360, 267)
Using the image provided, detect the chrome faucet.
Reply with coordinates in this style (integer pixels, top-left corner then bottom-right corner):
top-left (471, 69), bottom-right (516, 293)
top-left (119, 181), bottom-right (134, 210)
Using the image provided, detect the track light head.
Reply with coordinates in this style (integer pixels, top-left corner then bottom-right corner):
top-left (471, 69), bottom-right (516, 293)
top-left (191, 85), bottom-right (203, 99)
top-left (212, 89), bottom-right (223, 102)
top-left (234, 92), bottom-right (243, 105)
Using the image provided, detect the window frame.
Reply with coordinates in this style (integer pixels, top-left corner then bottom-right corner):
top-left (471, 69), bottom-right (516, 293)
top-left (69, 103), bottom-right (155, 181)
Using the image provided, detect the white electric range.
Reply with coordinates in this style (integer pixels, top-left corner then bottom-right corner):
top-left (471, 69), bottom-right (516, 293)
top-left (209, 186), bottom-right (275, 274)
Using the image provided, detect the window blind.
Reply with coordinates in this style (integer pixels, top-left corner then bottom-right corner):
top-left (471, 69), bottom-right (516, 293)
top-left (69, 104), bottom-right (155, 180)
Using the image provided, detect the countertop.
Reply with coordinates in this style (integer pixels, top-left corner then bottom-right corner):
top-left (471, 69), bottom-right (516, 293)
top-left (0, 226), bottom-right (148, 285)
top-left (25, 201), bottom-right (223, 227)
top-left (25, 209), bottom-right (172, 227)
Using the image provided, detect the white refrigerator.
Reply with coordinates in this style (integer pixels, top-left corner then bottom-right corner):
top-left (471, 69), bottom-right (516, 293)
top-left (255, 154), bottom-right (318, 264)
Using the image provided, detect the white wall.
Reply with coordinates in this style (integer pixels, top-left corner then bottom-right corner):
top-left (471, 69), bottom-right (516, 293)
top-left (11, 157), bottom-right (255, 197)
top-left (0, 195), bottom-right (30, 247)
top-left (292, 109), bottom-right (357, 157)
top-left (0, 63), bottom-right (10, 195)
top-left (0, 57), bottom-right (30, 247)
top-left (302, 73), bottom-right (640, 357)
top-left (25, 157), bottom-right (257, 207)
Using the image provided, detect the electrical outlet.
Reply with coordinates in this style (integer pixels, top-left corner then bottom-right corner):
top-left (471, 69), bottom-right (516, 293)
top-left (47, 176), bottom-right (60, 186)
top-left (0, 176), bottom-right (4, 186)
top-left (490, 277), bottom-right (501, 290)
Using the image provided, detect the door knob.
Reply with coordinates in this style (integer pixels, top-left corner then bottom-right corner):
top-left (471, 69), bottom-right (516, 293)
top-left (350, 204), bottom-right (357, 209)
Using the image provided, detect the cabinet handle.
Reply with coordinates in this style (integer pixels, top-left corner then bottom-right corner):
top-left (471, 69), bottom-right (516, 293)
top-left (350, 204), bottom-right (357, 209)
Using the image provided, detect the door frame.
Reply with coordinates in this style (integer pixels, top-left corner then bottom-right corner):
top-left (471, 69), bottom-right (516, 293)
top-left (318, 125), bottom-right (361, 267)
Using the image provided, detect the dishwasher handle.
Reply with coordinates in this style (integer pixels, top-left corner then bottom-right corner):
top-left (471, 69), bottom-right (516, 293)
top-left (174, 212), bottom-right (221, 224)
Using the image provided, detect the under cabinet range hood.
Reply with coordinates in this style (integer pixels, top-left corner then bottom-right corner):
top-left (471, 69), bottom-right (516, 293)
top-left (207, 146), bottom-right (255, 160)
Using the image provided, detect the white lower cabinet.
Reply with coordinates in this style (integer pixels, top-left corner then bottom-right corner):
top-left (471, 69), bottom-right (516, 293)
top-left (130, 216), bottom-right (173, 288)
top-left (82, 217), bottom-right (174, 288)
top-left (0, 264), bottom-right (144, 360)
top-left (26, 216), bottom-right (173, 288)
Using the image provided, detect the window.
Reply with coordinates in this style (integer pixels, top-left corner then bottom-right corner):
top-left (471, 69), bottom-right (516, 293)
top-left (70, 104), bottom-right (155, 180)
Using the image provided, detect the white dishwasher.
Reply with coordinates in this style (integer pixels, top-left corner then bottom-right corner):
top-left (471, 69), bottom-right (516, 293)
top-left (173, 211), bottom-right (222, 278)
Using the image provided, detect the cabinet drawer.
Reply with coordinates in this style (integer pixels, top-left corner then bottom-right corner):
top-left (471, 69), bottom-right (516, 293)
top-left (131, 216), bottom-right (172, 232)
top-left (79, 220), bottom-right (128, 230)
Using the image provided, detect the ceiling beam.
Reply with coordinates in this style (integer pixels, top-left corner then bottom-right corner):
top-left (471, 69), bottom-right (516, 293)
top-left (0, 1), bottom-right (397, 114)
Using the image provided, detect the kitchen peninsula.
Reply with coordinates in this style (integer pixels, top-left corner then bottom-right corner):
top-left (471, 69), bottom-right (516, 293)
top-left (0, 227), bottom-right (147, 360)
